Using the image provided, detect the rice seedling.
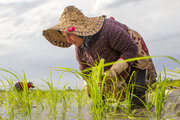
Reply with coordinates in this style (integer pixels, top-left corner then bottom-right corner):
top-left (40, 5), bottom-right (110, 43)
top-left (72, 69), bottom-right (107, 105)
top-left (87, 61), bottom-right (108, 119)
top-left (0, 68), bottom-right (33, 120)
top-left (30, 88), bottom-right (45, 119)
top-left (74, 88), bottom-right (85, 110)
top-left (54, 60), bottom-right (106, 119)
top-left (1, 79), bottom-right (16, 120)
top-left (53, 66), bottom-right (84, 111)
top-left (153, 69), bottom-right (167, 119)
top-left (60, 84), bottom-right (72, 111)
top-left (59, 88), bottom-right (73, 120)
top-left (41, 69), bottom-right (64, 120)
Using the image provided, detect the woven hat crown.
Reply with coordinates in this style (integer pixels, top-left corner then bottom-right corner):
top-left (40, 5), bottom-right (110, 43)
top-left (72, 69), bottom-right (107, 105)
top-left (59, 6), bottom-right (84, 22)
top-left (56, 6), bottom-right (86, 34)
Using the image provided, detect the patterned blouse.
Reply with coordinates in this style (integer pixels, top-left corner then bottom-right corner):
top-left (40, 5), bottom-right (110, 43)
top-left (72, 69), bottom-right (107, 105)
top-left (75, 19), bottom-right (138, 71)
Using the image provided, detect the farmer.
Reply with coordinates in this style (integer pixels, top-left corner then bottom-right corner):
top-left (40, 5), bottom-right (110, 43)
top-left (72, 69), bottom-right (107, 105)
top-left (15, 82), bottom-right (35, 92)
top-left (42, 6), bottom-right (157, 108)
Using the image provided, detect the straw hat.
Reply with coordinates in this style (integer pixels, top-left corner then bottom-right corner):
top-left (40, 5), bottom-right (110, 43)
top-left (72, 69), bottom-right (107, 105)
top-left (42, 5), bottom-right (105, 48)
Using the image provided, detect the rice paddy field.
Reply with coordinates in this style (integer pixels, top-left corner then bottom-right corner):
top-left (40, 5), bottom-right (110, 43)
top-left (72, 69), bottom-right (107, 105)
top-left (0, 56), bottom-right (180, 120)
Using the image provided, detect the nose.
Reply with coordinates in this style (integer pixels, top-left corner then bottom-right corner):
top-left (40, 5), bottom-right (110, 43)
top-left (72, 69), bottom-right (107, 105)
top-left (66, 37), bottom-right (72, 43)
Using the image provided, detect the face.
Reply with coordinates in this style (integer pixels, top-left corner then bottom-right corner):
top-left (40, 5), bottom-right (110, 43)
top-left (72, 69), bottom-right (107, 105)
top-left (61, 32), bottom-right (84, 47)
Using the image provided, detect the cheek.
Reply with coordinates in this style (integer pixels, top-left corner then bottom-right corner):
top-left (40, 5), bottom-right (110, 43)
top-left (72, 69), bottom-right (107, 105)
top-left (69, 36), bottom-right (75, 41)
top-left (70, 36), bottom-right (79, 43)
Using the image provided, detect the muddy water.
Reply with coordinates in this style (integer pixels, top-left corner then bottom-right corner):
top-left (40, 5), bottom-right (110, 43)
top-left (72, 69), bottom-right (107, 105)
top-left (0, 102), bottom-right (154, 120)
top-left (0, 102), bottom-right (91, 120)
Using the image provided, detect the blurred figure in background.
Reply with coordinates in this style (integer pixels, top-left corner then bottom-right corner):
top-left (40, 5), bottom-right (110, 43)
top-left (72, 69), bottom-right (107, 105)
top-left (15, 82), bottom-right (35, 92)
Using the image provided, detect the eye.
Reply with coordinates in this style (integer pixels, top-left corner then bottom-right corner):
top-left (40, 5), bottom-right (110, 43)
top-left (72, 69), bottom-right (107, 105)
top-left (58, 30), bottom-right (63, 35)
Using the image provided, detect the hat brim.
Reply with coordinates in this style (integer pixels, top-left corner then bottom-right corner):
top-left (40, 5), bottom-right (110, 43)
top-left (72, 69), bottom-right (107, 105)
top-left (43, 29), bottom-right (72, 48)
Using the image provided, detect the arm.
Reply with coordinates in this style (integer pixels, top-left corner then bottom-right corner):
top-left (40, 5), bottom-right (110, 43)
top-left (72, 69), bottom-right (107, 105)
top-left (104, 20), bottom-right (138, 80)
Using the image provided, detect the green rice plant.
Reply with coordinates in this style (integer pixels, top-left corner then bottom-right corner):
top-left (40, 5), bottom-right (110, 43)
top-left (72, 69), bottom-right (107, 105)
top-left (145, 73), bottom-right (169, 119)
top-left (14, 74), bottom-right (32, 120)
top-left (146, 83), bottom-right (155, 109)
top-left (153, 67), bottom-right (169, 119)
top-left (102, 60), bottom-right (149, 118)
top-left (145, 71), bottom-right (180, 119)
top-left (41, 69), bottom-right (64, 120)
top-left (86, 60), bottom-right (107, 120)
top-left (57, 88), bottom-right (73, 120)
top-left (164, 79), bottom-right (180, 87)
top-left (160, 68), bottom-right (180, 119)
top-left (60, 85), bottom-right (72, 111)
top-left (75, 89), bottom-right (85, 110)
top-left (54, 59), bottom-right (107, 119)
top-left (115, 73), bottom-right (149, 119)
top-left (125, 72), bottom-right (135, 112)
top-left (30, 88), bottom-right (45, 118)
top-left (53, 66), bottom-right (84, 111)
top-left (116, 75), bottom-right (135, 118)
top-left (168, 68), bottom-right (180, 78)
top-left (1, 78), bottom-right (16, 119)
top-left (167, 68), bottom-right (180, 87)
top-left (0, 68), bottom-right (33, 120)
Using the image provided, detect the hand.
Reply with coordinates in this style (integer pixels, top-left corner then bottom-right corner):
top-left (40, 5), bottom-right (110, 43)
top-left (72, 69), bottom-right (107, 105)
top-left (132, 54), bottom-right (149, 70)
top-left (104, 58), bottom-right (128, 83)
top-left (111, 58), bottom-right (129, 74)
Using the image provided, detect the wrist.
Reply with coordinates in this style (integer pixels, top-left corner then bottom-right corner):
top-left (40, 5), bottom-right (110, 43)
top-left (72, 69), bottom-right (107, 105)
top-left (111, 58), bottom-right (129, 74)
